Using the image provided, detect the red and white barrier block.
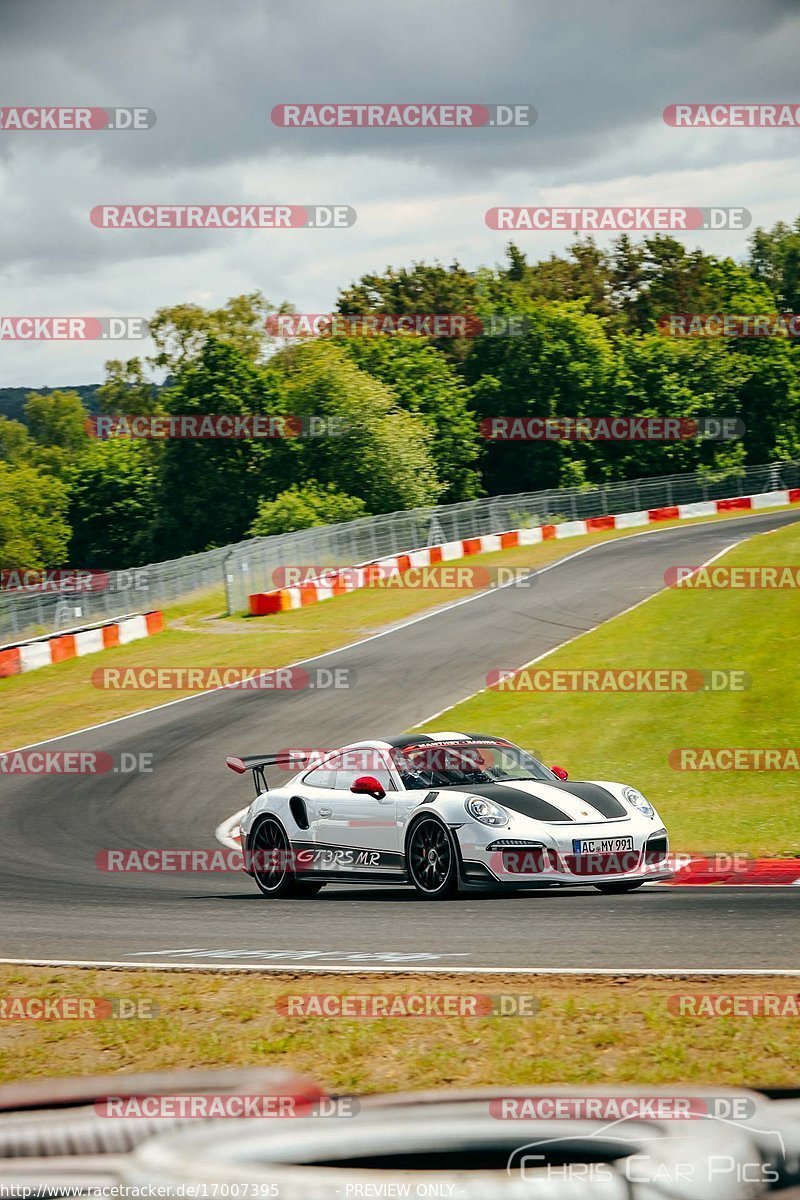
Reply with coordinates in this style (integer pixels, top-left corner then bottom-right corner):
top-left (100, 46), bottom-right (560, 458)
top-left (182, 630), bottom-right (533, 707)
top-left (249, 488), bottom-right (800, 616)
top-left (664, 856), bottom-right (800, 886)
top-left (0, 611), bottom-right (165, 679)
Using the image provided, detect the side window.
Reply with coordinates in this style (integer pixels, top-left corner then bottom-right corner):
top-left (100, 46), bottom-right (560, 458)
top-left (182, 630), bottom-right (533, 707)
top-left (334, 751), bottom-right (396, 793)
top-left (303, 754), bottom-right (343, 790)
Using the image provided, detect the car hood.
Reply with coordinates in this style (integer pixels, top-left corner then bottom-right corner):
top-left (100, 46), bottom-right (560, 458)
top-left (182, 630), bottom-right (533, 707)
top-left (454, 779), bottom-right (630, 824)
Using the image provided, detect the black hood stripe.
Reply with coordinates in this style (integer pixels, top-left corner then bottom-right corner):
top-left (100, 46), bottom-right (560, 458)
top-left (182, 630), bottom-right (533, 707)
top-left (546, 781), bottom-right (627, 819)
top-left (457, 783), bottom-right (573, 824)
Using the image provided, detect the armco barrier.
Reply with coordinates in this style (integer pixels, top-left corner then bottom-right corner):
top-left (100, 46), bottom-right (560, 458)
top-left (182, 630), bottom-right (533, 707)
top-left (0, 611), bottom-right (164, 679)
top-left (248, 488), bottom-right (800, 616)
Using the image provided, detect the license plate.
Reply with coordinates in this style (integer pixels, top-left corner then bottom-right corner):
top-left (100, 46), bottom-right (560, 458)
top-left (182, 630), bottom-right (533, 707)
top-left (572, 836), bottom-right (634, 855)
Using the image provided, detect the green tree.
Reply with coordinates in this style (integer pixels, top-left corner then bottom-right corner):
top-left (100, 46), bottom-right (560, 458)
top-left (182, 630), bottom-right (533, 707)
top-left (149, 292), bottom-right (276, 371)
top-left (0, 461), bottom-right (70, 569)
top-left (748, 218), bottom-right (800, 311)
top-left (263, 340), bottom-right (442, 513)
top-left (155, 338), bottom-right (278, 556)
top-left (24, 389), bottom-right (90, 454)
top-left (67, 440), bottom-right (159, 567)
top-left (0, 416), bottom-right (33, 464)
top-left (249, 483), bottom-right (367, 537)
top-left (339, 336), bottom-right (481, 501)
top-left (98, 357), bottom-right (162, 415)
top-left (465, 300), bottom-right (615, 492)
top-left (606, 333), bottom-right (747, 478)
top-left (336, 261), bottom-right (480, 365)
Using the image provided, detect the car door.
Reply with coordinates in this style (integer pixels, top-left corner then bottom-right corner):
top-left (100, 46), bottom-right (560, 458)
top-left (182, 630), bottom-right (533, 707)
top-left (315, 750), bottom-right (402, 874)
top-left (293, 756), bottom-right (338, 872)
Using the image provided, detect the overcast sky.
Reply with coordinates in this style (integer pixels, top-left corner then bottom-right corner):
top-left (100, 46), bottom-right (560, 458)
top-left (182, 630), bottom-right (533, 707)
top-left (1, 0), bottom-right (799, 386)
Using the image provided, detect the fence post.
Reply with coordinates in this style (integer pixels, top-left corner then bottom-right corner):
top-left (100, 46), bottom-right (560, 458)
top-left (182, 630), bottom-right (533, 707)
top-left (223, 550), bottom-right (236, 616)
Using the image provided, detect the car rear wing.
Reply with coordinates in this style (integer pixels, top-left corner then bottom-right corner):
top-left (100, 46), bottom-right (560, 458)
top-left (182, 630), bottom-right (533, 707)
top-left (226, 751), bottom-right (311, 796)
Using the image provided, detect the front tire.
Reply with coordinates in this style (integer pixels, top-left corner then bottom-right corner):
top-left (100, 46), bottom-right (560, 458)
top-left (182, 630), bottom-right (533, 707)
top-left (593, 880), bottom-right (646, 894)
top-left (406, 817), bottom-right (460, 899)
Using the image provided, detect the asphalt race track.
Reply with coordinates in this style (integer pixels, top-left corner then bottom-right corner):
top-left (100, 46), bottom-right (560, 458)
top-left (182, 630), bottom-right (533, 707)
top-left (1, 511), bottom-right (798, 973)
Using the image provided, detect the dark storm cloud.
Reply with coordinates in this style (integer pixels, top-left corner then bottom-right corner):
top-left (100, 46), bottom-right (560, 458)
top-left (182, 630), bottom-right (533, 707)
top-left (1, 0), bottom-right (799, 384)
top-left (1, 0), bottom-right (798, 178)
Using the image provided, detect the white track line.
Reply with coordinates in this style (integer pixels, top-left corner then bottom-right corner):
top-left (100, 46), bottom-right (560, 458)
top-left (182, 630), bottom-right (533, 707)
top-left (4, 510), bottom-right (787, 756)
top-left (0, 957), bottom-right (797, 977)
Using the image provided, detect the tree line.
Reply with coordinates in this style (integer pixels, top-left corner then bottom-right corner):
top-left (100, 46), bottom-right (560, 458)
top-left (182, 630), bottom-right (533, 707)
top-left (2, 218), bottom-right (799, 570)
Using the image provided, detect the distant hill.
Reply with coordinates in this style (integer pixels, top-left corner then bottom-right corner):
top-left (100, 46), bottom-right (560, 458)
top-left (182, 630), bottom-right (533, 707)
top-left (0, 384), bottom-right (103, 425)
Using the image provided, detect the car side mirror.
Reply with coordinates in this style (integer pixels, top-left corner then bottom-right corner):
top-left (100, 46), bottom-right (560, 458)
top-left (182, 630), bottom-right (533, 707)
top-left (550, 765), bottom-right (569, 781)
top-left (351, 775), bottom-right (386, 800)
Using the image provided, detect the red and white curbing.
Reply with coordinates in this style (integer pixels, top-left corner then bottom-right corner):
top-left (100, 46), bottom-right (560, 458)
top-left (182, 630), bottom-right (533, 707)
top-left (665, 857), bottom-right (800, 886)
top-left (249, 488), bottom-right (800, 616)
top-left (0, 611), bottom-right (165, 679)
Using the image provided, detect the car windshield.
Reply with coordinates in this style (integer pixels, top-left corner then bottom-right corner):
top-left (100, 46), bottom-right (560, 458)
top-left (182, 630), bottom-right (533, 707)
top-left (394, 740), bottom-right (556, 789)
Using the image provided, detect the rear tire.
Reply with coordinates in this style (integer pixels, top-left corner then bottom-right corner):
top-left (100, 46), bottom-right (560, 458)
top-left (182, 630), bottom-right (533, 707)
top-left (406, 817), bottom-right (460, 899)
top-left (593, 880), bottom-right (646, 894)
top-left (249, 817), bottom-right (324, 898)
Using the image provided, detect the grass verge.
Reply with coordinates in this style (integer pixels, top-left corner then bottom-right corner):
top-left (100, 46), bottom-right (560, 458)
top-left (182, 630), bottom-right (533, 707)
top-left (1, 506), bottom-right (795, 750)
top-left (0, 966), bottom-right (797, 1089)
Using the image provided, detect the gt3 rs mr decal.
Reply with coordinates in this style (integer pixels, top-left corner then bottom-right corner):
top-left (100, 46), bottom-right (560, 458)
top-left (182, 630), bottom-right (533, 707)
top-left (291, 842), bottom-right (404, 873)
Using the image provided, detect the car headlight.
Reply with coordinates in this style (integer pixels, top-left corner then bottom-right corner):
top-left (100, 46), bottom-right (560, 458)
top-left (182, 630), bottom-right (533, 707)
top-left (623, 786), bottom-right (654, 818)
top-left (465, 797), bottom-right (509, 826)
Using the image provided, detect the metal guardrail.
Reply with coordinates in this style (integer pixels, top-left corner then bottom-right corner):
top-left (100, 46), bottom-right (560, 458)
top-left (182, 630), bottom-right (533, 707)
top-left (1, 460), bottom-right (797, 641)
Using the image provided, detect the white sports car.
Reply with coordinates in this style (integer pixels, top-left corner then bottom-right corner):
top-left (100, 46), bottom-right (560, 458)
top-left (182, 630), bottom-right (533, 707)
top-left (228, 733), bottom-right (670, 899)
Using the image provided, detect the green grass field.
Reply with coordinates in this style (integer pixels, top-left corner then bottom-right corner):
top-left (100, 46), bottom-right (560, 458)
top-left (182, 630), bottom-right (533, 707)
top-left (0, 966), bottom-right (797, 1089)
top-left (418, 521), bottom-right (800, 856)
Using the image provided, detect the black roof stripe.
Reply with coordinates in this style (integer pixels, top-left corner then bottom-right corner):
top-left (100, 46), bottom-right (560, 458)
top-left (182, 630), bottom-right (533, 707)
top-left (381, 734), bottom-right (434, 749)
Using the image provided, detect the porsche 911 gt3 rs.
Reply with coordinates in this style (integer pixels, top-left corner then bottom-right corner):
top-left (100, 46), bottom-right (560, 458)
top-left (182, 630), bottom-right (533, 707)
top-left (228, 733), bottom-right (670, 899)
